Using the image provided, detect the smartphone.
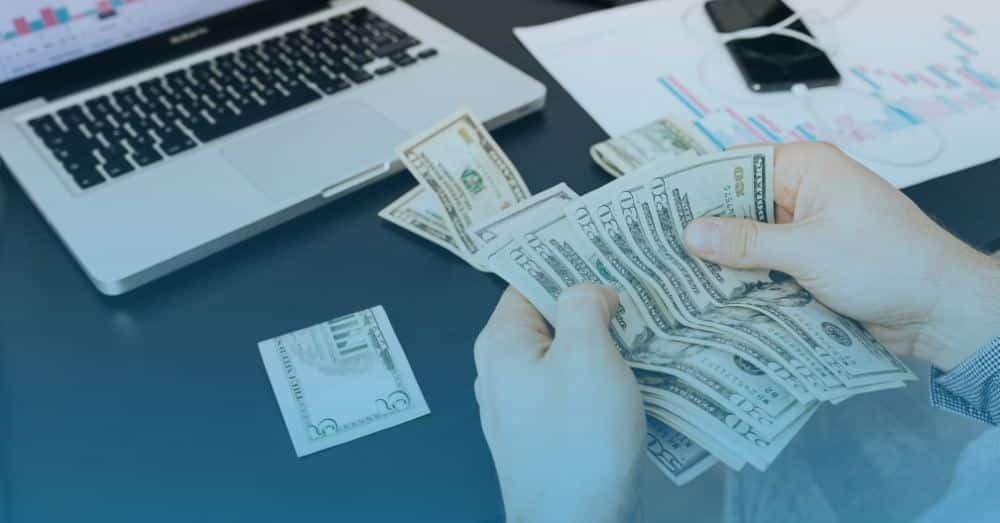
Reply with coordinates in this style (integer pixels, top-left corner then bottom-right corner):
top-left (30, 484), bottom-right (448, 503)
top-left (704, 0), bottom-right (841, 92)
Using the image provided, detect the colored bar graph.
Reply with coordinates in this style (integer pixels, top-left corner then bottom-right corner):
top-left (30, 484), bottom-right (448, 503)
top-left (927, 66), bottom-right (960, 87)
top-left (4, 0), bottom-right (143, 41)
top-left (956, 68), bottom-right (988, 90)
top-left (748, 116), bottom-right (782, 143)
top-left (658, 77), bottom-right (704, 118)
top-left (945, 15), bottom-right (975, 35)
top-left (693, 120), bottom-right (726, 150)
top-left (795, 125), bottom-right (816, 141)
top-left (13, 17), bottom-right (30, 35)
top-left (653, 14), bottom-right (997, 154)
top-left (41, 8), bottom-right (58, 28)
top-left (945, 32), bottom-right (977, 55)
top-left (666, 76), bottom-right (710, 115)
top-left (850, 67), bottom-right (881, 91)
top-left (725, 108), bottom-right (769, 143)
top-left (963, 66), bottom-right (999, 89)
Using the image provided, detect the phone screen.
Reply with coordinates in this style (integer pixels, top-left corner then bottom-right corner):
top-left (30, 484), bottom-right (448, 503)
top-left (705, 0), bottom-right (841, 92)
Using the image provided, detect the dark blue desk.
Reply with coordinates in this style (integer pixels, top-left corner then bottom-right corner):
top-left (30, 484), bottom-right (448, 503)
top-left (1, 1), bottom-right (998, 521)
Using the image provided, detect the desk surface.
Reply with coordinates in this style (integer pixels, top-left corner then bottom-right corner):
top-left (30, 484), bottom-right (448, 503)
top-left (1, 1), bottom-right (998, 522)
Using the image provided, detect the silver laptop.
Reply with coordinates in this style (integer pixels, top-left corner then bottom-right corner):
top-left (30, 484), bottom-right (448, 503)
top-left (0, 0), bottom-right (545, 295)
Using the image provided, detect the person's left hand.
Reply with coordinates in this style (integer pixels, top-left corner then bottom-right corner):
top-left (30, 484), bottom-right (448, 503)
top-left (474, 284), bottom-right (645, 523)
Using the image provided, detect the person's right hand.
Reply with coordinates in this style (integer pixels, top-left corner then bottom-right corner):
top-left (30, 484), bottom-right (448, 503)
top-left (682, 142), bottom-right (1000, 372)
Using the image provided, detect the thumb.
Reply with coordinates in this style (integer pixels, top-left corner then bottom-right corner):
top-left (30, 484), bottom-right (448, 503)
top-left (550, 284), bottom-right (620, 358)
top-left (683, 217), bottom-right (805, 274)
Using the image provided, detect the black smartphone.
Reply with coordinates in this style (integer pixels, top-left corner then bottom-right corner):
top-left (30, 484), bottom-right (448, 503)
top-left (705, 0), bottom-right (841, 92)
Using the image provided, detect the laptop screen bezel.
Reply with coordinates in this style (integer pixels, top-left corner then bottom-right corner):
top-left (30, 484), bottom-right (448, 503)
top-left (0, 0), bottom-right (331, 110)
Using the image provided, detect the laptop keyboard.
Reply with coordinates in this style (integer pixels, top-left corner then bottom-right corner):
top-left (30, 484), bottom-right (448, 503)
top-left (25, 7), bottom-right (438, 191)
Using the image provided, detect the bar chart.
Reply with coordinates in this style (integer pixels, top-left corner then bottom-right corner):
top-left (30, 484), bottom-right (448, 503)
top-left (4, 0), bottom-right (139, 40)
top-left (659, 15), bottom-right (1000, 151)
top-left (0, 0), bottom-right (257, 84)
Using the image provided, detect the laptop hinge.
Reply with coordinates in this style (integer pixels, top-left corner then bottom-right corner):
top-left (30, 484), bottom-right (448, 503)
top-left (320, 162), bottom-right (392, 199)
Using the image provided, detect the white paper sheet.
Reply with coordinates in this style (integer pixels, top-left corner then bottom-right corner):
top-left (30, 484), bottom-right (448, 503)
top-left (515, 0), bottom-right (1000, 188)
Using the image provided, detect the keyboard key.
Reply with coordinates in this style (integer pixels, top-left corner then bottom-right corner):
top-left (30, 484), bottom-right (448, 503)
top-left (156, 125), bottom-right (197, 156)
top-left (390, 53), bottom-right (417, 67)
top-left (63, 157), bottom-right (96, 175)
top-left (346, 69), bottom-right (374, 83)
top-left (130, 147), bottom-right (164, 167)
top-left (26, 7), bottom-right (428, 190)
top-left (102, 158), bottom-right (135, 178)
top-left (371, 37), bottom-right (420, 58)
top-left (29, 115), bottom-right (62, 138)
top-left (85, 96), bottom-right (114, 117)
top-left (72, 168), bottom-right (106, 189)
top-left (57, 106), bottom-right (88, 128)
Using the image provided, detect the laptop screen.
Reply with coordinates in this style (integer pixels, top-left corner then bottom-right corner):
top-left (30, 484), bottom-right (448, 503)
top-left (0, 0), bottom-right (264, 85)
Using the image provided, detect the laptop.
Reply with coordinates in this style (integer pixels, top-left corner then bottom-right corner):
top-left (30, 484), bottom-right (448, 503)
top-left (0, 0), bottom-right (546, 295)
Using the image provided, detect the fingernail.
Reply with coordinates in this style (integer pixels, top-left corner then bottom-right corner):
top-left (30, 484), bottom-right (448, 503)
top-left (685, 220), bottom-right (721, 255)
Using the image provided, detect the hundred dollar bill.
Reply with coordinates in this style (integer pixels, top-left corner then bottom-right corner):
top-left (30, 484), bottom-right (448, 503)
top-left (590, 117), bottom-right (717, 178)
top-left (645, 403), bottom-right (745, 472)
top-left (398, 110), bottom-right (530, 257)
top-left (645, 414), bottom-right (717, 486)
top-left (582, 149), bottom-right (904, 398)
top-left (640, 154), bottom-right (915, 389)
top-left (258, 306), bottom-right (430, 457)
top-left (492, 215), bottom-right (809, 440)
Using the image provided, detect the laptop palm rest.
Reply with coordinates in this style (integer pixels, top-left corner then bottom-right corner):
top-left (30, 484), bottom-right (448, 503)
top-left (222, 100), bottom-right (407, 202)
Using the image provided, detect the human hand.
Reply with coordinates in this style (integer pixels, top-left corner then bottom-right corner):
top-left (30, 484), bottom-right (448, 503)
top-left (474, 285), bottom-right (645, 523)
top-left (683, 142), bottom-right (1000, 372)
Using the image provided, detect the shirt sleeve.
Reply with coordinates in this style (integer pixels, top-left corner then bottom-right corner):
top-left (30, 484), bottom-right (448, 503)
top-left (929, 337), bottom-right (1000, 426)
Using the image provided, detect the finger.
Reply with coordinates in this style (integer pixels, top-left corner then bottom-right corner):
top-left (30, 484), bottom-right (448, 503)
top-left (683, 217), bottom-right (807, 274)
top-left (474, 287), bottom-right (551, 371)
top-left (726, 143), bottom-right (816, 224)
top-left (548, 284), bottom-right (620, 359)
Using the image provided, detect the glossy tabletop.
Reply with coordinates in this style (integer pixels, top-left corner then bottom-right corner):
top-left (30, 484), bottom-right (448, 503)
top-left (1, 1), bottom-right (998, 521)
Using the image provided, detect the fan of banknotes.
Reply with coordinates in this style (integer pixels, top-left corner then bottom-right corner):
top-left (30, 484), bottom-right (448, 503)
top-left (380, 110), bottom-right (916, 486)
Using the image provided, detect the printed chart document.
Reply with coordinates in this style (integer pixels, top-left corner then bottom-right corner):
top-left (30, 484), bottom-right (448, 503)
top-left (515, 0), bottom-right (1000, 188)
top-left (259, 306), bottom-right (430, 457)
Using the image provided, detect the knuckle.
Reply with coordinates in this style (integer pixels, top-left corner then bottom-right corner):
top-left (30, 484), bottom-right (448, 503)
top-left (473, 329), bottom-right (495, 369)
top-left (734, 221), bottom-right (760, 260)
top-left (558, 284), bottom-right (601, 310)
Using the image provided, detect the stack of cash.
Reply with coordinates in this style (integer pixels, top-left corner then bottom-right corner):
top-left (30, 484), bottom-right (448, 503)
top-left (381, 111), bottom-right (915, 485)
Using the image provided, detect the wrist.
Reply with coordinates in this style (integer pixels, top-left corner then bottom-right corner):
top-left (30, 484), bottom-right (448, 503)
top-left (503, 471), bottom-right (640, 523)
top-left (917, 250), bottom-right (1000, 372)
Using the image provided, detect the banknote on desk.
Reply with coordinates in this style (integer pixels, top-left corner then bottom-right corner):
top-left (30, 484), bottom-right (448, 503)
top-left (590, 117), bottom-right (720, 177)
top-left (380, 109), bottom-right (532, 270)
top-left (258, 306), bottom-right (430, 457)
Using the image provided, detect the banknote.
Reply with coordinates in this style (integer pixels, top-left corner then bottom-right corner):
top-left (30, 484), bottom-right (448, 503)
top-left (258, 306), bottom-right (430, 457)
top-left (484, 200), bottom-right (814, 469)
top-left (590, 117), bottom-right (717, 177)
top-left (397, 110), bottom-right (531, 257)
top-left (638, 153), bottom-right (916, 388)
top-left (467, 183), bottom-right (579, 247)
top-left (379, 185), bottom-right (484, 269)
top-left (645, 414), bottom-right (717, 486)
top-left (480, 145), bottom-right (914, 478)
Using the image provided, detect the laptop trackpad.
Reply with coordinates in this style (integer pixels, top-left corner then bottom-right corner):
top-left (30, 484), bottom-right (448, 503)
top-left (222, 101), bottom-right (407, 202)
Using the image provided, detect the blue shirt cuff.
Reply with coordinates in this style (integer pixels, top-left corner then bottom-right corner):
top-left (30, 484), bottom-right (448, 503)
top-left (930, 337), bottom-right (1000, 426)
